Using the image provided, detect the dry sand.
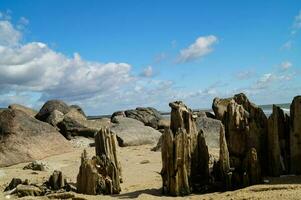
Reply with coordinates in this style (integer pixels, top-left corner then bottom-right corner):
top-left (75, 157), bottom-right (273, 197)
top-left (1, 143), bottom-right (301, 200)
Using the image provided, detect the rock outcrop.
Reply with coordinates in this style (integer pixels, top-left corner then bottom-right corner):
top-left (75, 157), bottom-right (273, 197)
top-left (0, 109), bottom-right (72, 167)
top-left (8, 104), bottom-right (38, 118)
top-left (161, 101), bottom-right (210, 196)
top-left (36, 100), bottom-right (71, 121)
top-left (57, 109), bottom-right (110, 139)
top-left (111, 116), bottom-right (161, 147)
top-left (196, 116), bottom-right (223, 149)
top-left (111, 111), bottom-right (126, 121)
top-left (70, 105), bottom-right (86, 117)
top-left (267, 105), bottom-right (290, 176)
top-left (290, 96), bottom-right (301, 174)
top-left (36, 100), bottom-right (109, 139)
top-left (124, 107), bottom-right (163, 129)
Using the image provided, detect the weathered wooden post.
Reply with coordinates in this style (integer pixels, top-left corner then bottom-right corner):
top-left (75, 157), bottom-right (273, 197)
top-left (161, 101), bottom-right (209, 196)
top-left (77, 127), bottom-right (122, 195)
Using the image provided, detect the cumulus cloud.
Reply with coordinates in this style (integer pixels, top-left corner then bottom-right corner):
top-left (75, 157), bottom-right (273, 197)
top-left (177, 35), bottom-right (218, 63)
top-left (280, 61), bottom-right (292, 70)
top-left (0, 39), bottom-right (133, 99)
top-left (0, 17), bottom-right (183, 114)
top-left (0, 18), bottom-right (136, 112)
top-left (0, 20), bottom-right (21, 46)
top-left (140, 66), bottom-right (154, 78)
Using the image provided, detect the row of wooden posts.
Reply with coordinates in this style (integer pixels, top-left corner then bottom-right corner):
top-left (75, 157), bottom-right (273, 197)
top-left (76, 101), bottom-right (222, 196)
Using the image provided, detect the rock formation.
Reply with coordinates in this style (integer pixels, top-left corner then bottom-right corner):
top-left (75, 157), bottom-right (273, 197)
top-left (0, 109), bottom-right (72, 167)
top-left (161, 101), bottom-right (209, 196)
top-left (57, 109), bottom-right (110, 139)
top-left (35, 100), bottom-right (71, 121)
top-left (196, 115), bottom-right (223, 149)
top-left (8, 104), bottom-right (38, 118)
top-left (124, 107), bottom-right (163, 129)
top-left (77, 128), bottom-right (122, 195)
top-left (111, 116), bottom-right (161, 146)
top-left (111, 111), bottom-right (126, 121)
top-left (70, 104), bottom-right (86, 117)
top-left (35, 99), bottom-right (110, 139)
top-left (267, 105), bottom-right (290, 176)
top-left (290, 96), bottom-right (301, 174)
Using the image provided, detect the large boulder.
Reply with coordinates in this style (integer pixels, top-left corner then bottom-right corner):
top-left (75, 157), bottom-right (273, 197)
top-left (124, 107), bottom-right (163, 129)
top-left (58, 109), bottom-right (111, 139)
top-left (8, 104), bottom-right (38, 118)
top-left (111, 116), bottom-right (161, 146)
top-left (70, 105), bottom-right (86, 117)
top-left (290, 96), bottom-right (301, 174)
top-left (36, 100), bottom-right (71, 121)
top-left (45, 109), bottom-right (65, 127)
top-left (0, 109), bottom-right (72, 167)
top-left (267, 105), bottom-right (290, 176)
top-left (196, 116), bottom-right (223, 149)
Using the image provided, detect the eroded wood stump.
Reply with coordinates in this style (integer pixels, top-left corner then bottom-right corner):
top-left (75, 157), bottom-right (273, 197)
top-left (161, 101), bottom-right (209, 196)
top-left (77, 127), bottom-right (121, 195)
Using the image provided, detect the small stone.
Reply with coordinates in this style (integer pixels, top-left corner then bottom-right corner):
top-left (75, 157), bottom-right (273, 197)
top-left (140, 160), bottom-right (150, 164)
top-left (23, 161), bottom-right (48, 171)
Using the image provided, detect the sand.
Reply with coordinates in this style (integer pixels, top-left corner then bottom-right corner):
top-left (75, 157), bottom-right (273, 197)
top-left (1, 143), bottom-right (301, 200)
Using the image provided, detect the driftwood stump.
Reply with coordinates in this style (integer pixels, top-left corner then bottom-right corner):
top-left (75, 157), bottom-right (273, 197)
top-left (77, 127), bottom-right (121, 195)
top-left (161, 101), bottom-right (209, 196)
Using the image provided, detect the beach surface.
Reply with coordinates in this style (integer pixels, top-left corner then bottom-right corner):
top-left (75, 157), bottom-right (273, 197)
top-left (1, 144), bottom-right (301, 200)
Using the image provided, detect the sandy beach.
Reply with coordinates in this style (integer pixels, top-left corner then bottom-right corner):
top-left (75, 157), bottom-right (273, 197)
top-left (1, 143), bottom-right (301, 200)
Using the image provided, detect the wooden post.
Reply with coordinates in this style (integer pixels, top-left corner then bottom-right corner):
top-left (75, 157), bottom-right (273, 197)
top-left (77, 127), bottom-right (122, 195)
top-left (161, 101), bottom-right (209, 196)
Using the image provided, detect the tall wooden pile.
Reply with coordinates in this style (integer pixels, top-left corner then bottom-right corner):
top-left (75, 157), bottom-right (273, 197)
top-left (77, 127), bottom-right (122, 195)
top-left (161, 101), bottom-right (209, 196)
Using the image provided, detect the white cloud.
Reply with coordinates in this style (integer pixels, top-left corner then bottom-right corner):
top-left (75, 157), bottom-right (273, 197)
top-left (293, 10), bottom-right (301, 32)
top-left (0, 17), bottom-right (182, 114)
top-left (235, 70), bottom-right (255, 80)
top-left (0, 20), bottom-right (21, 46)
top-left (253, 73), bottom-right (279, 90)
top-left (280, 61), bottom-right (292, 70)
top-left (177, 35), bottom-right (218, 63)
top-left (140, 66), bottom-right (154, 77)
top-left (0, 19), bottom-right (134, 111)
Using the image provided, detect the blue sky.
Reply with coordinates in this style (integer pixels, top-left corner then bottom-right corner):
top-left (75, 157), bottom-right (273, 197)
top-left (0, 1), bottom-right (300, 115)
